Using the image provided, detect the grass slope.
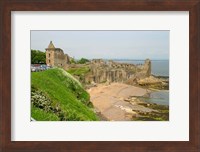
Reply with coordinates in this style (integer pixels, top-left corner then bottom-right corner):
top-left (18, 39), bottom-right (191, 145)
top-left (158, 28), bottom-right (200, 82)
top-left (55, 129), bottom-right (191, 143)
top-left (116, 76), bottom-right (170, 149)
top-left (31, 68), bottom-right (98, 121)
top-left (31, 104), bottom-right (60, 121)
top-left (67, 66), bottom-right (90, 76)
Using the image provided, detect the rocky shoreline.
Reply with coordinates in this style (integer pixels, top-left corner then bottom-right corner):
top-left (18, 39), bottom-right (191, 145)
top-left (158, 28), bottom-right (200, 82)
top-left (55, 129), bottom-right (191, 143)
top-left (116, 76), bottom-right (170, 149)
top-left (87, 83), bottom-right (169, 121)
top-left (123, 96), bottom-right (169, 121)
top-left (136, 75), bottom-right (169, 90)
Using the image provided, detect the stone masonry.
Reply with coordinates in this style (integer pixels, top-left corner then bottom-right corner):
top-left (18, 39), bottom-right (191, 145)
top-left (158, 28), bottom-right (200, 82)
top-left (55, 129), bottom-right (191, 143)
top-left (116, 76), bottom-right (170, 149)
top-left (84, 59), bottom-right (151, 84)
top-left (46, 41), bottom-right (70, 68)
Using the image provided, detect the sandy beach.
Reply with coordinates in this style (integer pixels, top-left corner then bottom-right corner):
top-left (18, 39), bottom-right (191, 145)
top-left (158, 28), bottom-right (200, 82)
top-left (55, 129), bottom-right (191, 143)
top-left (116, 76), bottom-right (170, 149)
top-left (87, 83), bottom-right (151, 121)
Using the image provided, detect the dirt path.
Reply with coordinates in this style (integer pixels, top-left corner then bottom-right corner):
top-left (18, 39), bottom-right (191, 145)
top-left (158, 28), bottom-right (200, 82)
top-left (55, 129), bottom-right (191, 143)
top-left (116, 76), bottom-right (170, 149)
top-left (87, 83), bottom-right (148, 121)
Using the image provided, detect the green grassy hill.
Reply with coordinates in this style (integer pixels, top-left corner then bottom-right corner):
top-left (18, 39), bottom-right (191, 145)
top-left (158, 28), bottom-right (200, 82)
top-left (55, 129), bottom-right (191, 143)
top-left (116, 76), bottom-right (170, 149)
top-left (31, 68), bottom-right (98, 121)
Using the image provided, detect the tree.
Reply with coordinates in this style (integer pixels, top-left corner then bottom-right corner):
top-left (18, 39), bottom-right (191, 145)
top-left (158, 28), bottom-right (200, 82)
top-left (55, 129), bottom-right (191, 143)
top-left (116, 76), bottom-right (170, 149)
top-left (77, 58), bottom-right (90, 64)
top-left (31, 50), bottom-right (46, 64)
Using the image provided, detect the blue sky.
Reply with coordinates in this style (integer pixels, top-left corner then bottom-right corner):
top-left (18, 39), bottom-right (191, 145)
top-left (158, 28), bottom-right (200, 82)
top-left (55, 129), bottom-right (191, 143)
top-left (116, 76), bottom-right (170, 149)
top-left (31, 31), bottom-right (169, 60)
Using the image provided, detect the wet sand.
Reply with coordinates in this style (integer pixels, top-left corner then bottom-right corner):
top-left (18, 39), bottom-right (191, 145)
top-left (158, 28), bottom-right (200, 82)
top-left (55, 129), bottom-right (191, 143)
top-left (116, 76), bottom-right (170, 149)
top-left (87, 83), bottom-right (150, 121)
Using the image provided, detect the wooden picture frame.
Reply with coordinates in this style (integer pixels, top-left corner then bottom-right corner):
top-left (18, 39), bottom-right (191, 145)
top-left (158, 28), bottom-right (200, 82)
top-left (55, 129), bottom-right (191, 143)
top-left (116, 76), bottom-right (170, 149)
top-left (0, 0), bottom-right (199, 151)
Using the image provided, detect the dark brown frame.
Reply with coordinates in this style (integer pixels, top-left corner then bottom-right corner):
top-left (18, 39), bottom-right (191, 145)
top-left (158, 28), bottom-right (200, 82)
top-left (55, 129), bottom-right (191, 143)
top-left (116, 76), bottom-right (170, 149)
top-left (0, 0), bottom-right (200, 152)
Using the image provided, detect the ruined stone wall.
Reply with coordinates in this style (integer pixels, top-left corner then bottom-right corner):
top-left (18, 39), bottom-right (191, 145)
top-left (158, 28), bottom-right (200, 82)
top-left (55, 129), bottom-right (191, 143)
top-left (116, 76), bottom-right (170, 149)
top-left (46, 48), bottom-right (71, 69)
top-left (54, 49), bottom-right (66, 67)
top-left (45, 41), bottom-right (71, 68)
top-left (64, 54), bottom-right (70, 64)
top-left (84, 59), bottom-right (151, 84)
top-left (135, 59), bottom-right (151, 78)
top-left (143, 59), bottom-right (151, 76)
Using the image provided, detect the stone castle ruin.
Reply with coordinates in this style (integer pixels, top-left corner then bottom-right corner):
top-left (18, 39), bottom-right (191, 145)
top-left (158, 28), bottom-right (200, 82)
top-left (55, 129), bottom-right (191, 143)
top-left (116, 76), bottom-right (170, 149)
top-left (84, 59), bottom-right (151, 84)
top-left (45, 41), bottom-right (155, 86)
top-left (46, 41), bottom-right (70, 69)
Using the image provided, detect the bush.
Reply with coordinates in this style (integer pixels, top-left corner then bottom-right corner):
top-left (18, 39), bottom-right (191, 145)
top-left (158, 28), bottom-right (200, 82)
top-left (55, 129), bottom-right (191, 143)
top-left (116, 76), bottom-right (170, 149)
top-left (77, 58), bottom-right (90, 64)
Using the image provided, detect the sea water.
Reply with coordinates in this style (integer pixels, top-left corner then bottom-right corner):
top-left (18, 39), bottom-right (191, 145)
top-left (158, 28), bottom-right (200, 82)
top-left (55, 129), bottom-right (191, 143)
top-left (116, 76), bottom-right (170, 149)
top-left (143, 91), bottom-right (169, 106)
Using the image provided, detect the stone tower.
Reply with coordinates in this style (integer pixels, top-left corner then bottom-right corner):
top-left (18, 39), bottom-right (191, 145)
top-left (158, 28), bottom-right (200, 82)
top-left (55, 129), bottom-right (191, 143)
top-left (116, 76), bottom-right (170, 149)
top-left (45, 41), bottom-right (70, 67)
top-left (46, 41), bottom-right (55, 66)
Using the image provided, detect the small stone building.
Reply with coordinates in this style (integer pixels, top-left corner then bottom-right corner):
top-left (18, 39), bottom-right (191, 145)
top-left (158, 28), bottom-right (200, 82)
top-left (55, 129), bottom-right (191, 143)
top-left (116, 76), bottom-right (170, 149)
top-left (45, 41), bottom-right (70, 68)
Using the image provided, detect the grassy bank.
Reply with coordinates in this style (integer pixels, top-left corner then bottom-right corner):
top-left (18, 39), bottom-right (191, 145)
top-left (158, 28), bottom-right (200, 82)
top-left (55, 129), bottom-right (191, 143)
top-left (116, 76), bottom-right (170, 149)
top-left (67, 66), bottom-right (90, 85)
top-left (31, 68), bottom-right (98, 121)
top-left (67, 66), bottom-right (90, 76)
